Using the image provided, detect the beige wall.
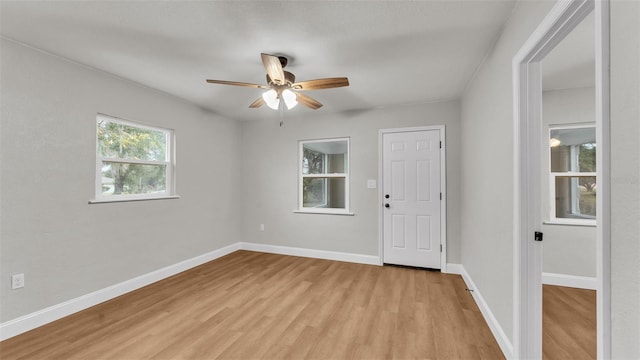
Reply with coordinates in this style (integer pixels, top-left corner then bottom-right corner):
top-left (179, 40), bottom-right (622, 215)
top-left (241, 100), bottom-right (462, 263)
top-left (0, 39), bottom-right (243, 322)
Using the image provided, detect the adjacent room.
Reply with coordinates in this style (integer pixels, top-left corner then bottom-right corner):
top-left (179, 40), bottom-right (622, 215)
top-left (1, 1), bottom-right (638, 359)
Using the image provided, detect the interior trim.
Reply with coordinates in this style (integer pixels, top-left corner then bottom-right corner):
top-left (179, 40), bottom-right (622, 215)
top-left (512, 0), bottom-right (610, 357)
top-left (0, 243), bottom-right (241, 341)
top-left (0, 242), bottom-right (479, 344)
top-left (238, 242), bottom-right (380, 265)
top-left (457, 264), bottom-right (514, 359)
top-left (0, 243), bottom-right (380, 341)
top-left (542, 272), bottom-right (598, 290)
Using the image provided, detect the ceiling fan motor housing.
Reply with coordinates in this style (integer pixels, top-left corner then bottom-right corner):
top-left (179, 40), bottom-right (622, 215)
top-left (267, 71), bottom-right (296, 86)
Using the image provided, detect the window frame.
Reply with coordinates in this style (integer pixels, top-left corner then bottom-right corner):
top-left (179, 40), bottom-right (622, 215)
top-left (91, 113), bottom-right (177, 203)
top-left (297, 137), bottom-right (352, 215)
top-left (548, 124), bottom-right (596, 225)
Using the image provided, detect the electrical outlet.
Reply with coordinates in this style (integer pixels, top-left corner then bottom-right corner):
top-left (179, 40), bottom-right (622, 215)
top-left (259, 224), bottom-right (265, 231)
top-left (11, 273), bottom-right (24, 289)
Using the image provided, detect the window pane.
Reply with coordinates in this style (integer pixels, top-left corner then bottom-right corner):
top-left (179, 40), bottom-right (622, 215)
top-left (98, 120), bottom-right (167, 161)
top-left (101, 162), bottom-right (166, 196)
top-left (550, 127), bottom-right (595, 172)
top-left (554, 176), bottom-right (596, 219)
top-left (302, 148), bottom-right (325, 174)
top-left (303, 178), bottom-right (326, 207)
top-left (302, 177), bottom-right (346, 209)
top-left (302, 140), bottom-right (348, 174)
top-left (327, 153), bottom-right (347, 174)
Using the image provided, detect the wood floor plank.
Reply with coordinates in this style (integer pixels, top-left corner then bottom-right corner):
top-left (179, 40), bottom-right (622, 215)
top-left (543, 284), bottom-right (596, 360)
top-left (0, 251), bottom-right (504, 359)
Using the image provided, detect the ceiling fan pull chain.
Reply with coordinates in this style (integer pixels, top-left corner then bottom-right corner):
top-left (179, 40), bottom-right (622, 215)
top-left (279, 102), bottom-right (285, 127)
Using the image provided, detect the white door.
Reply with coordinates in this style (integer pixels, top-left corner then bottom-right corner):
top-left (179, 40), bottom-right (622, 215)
top-left (382, 129), bottom-right (442, 269)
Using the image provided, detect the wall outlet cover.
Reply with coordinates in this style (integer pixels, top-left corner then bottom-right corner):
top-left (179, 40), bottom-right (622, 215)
top-left (11, 273), bottom-right (25, 289)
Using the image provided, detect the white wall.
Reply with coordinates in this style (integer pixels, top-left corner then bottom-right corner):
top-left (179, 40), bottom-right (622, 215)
top-left (0, 39), bottom-right (243, 322)
top-left (241, 100), bottom-right (462, 264)
top-left (541, 87), bottom-right (596, 278)
top-left (610, 1), bottom-right (640, 357)
top-left (460, 0), bottom-right (555, 344)
top-left (461, 0), bottom-right (640, 356)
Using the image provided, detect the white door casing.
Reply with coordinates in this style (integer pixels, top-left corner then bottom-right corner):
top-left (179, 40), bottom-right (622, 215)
top-left (512, 0), bottom-right (610, 358)
top-left (381, 127), bottom-right (445, 269)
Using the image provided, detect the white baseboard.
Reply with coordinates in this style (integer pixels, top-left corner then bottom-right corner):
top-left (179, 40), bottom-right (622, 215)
top-left (238, 242), bottom-right (381, 266)
top-left (542, 272), bottom-right (597, 290)
top-left (3, 241), bottom-right (510, 355)
top-left (444, 263), bottom-right (463, 275)
top-left (1, 242), bottom-right (379, 341)
top-left (0, 242), bottom-right (240, 341)
top-left (458, 265), bottom-right (514, 360)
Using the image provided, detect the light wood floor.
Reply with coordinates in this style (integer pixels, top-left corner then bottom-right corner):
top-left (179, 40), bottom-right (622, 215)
top-left (0, 251), bottom-right (504, 360)
top-left (543, 284), bottom-right (596, 360)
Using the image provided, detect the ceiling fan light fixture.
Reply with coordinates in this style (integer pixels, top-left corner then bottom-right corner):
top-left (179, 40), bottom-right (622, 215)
top-left (206, 53), bottom-right (348, 112)
top-left (282, 89), bottom-right (298, 110)
top-left (262, 89), bottom-right (279, 110)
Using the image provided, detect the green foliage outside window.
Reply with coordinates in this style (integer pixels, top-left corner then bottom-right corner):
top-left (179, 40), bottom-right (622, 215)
top-left (98, 119), bottom-right (168, 196)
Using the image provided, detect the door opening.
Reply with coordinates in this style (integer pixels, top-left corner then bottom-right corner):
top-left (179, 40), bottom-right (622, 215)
top-left (512, 0), bottom-right (610, 358)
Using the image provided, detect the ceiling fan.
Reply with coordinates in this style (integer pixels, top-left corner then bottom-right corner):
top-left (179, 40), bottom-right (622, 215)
top-left (206, 53), bottom-right (349, 110)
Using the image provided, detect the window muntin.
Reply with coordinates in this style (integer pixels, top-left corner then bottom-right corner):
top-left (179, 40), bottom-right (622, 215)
top-left (299, 138), bottom-right (349, 214)
top-left (95, 114), bottom-right (174, 201)
top-left (549, 125), bottom-right (596, 224)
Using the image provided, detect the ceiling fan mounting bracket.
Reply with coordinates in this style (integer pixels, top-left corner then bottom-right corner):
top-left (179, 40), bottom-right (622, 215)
top-left (277, 56), bottom-right (288, 69)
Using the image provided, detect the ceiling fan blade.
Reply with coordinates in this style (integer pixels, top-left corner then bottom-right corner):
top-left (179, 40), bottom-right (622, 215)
top-left (206, 79), bottom-right (268, 89)
top-left (249, 97), bottom-right (265, 108)
top-left (292, 77), bottom-right (349, 90)
top-left (295, 92), bottom-right (323, 110)
top-left (261, 53), bottom-right (285, 85)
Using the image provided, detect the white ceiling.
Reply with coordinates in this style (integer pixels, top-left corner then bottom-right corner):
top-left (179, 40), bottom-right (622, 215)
top-left (3, 1), bottom-right (591, 122)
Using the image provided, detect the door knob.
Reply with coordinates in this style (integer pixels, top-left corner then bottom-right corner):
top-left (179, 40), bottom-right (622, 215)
top-left (385, 203), bottom-right (390, 208)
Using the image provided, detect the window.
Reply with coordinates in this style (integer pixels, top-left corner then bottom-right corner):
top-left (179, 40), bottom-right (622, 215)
top-left (298, 138), bottom-right (350, 214)
top-left (549, 125), bottom-right (596, 224)
top-left (93, 114), bottom-right (175, 202)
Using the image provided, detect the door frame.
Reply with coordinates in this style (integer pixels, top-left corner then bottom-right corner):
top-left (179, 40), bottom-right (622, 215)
top-left (512, 0), bottom-right (610, 358)
top-left (378, 125), bottom-right (447, 272)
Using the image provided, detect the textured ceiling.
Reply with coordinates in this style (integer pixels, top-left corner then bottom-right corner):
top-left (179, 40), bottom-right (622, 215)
top-left (1, 1), bottom-right (531, 121)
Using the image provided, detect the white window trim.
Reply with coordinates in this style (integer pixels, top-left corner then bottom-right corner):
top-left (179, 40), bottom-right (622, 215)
top-left (91, 114), bottom-right (177, 204)
top-left (548, 124), bottom-right (596, 225)
top-left (297, 137), bottom-right (352, 215)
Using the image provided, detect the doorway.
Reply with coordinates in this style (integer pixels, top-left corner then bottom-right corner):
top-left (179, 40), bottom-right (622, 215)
top-left (512, 0), bottom-right (610, 358)
top-left (379, 126), bottom-right (446, 270)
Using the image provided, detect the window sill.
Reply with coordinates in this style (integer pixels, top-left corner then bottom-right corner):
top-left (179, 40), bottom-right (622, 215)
top-left (294, 210), bottom-right (355, 216)
top-left (89, 195), bottom-right (181, 204)
top-left (543, 220), bottom-right (596, 227)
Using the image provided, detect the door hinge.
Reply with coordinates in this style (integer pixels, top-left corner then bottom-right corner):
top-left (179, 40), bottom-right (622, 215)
top-left (440, 244), bottom-right (443, 252)
top-left (440, 192), bottom-right (442, 200)
top-left (440, 141), bottom-right (442, 149)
